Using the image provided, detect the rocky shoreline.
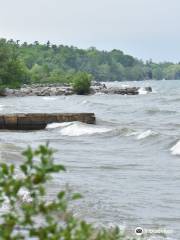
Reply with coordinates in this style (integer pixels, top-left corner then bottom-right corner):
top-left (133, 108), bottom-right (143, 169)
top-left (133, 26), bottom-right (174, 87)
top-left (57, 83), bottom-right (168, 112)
top-left (0, 82), bottom-right (152, 97)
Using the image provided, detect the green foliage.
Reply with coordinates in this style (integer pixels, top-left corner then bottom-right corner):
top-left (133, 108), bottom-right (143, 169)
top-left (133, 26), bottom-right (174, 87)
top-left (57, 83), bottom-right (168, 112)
top-left (71, 72), bottom-right (91, 95)
top-left (1, 37), bottom-right (180, 88)
top-left (164, 64), bottom-right (180, 79)
top-left (0, 144), bottom-right (133, 240)
top-left (0, 39), bottom-right (29, 88)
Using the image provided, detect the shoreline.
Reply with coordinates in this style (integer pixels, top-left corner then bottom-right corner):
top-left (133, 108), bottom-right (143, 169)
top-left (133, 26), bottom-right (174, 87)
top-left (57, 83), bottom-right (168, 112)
top-left (0, 82), bottom-right (152, 97)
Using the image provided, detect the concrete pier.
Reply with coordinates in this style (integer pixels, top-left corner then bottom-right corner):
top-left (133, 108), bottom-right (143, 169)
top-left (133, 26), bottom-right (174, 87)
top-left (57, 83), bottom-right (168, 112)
top-left (0, 113), bottom-right (96, 130)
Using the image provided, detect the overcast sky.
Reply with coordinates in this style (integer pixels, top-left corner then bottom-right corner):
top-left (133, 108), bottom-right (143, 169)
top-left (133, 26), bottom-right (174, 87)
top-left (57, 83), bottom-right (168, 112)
top-left (0, 0), bottom-right (180, 62)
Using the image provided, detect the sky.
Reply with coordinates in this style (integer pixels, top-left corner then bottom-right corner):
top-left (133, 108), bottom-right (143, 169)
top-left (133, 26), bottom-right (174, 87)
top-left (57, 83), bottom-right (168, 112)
top-left (0, 0), bottom-right (180, 62)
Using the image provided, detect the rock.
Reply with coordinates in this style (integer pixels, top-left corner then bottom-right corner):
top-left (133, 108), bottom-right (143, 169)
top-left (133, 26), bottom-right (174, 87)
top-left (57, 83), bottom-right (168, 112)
top-left (0, 83), bottom-right (152, 97)
top-left (91, 82), bottom-right (107, 93)
top-left (101, 87), bottom-right (139, 95)
top-left (144, 86), bottom-right (152, 92)
top-left (0, 88), bottom-right (8, 96)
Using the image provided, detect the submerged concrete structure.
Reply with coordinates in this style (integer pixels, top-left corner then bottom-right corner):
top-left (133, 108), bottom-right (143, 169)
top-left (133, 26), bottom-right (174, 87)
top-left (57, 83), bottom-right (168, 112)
top-left (0, 113), bottom-right (95, 130)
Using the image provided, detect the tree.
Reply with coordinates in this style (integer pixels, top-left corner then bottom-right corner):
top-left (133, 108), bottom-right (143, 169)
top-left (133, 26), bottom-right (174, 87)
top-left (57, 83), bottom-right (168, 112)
top-left (0, 38), bottom-right (29, 88)
top-left (1, 37), bottom-right (180, 85)
top-left (71, 72), bottom-right (91, 95)
top-left (164, 64), bottom-right (180, 80)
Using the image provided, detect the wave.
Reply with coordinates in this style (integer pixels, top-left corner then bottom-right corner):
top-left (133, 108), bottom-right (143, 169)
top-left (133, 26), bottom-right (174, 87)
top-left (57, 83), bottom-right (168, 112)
top-left (123, 128), bottom-right (138, 137)
top-left (138, 87), bottom-right (149, 95)
top-left (136, 130), bottom-right (158, 140)
top-left (81, 100), bottom-right (89, 105)
top-left (170, 97), bottom-right (180, 102)
top-left (171, 141), bottom-right (180, 155)
top-left (146, 109), bottom-right (176, 115)
top-left (121, 84), bottom-right (130, 88)
top-left (46, 122), bottom-right (72, 129)
top-left (46, 122), bottom-right (159, 140)
top-left (42, 97), bottom-right (58, 101)
top-left (47, 121), bottom-right (112, 136)
top-left (81, 100), bottom-right (107, 107)
top-left (147, 237), bottom-right (176, 240)
top-left (123, 129), bottom-right (158, 140)
top-left (0, 104), bottom-right (4, 111)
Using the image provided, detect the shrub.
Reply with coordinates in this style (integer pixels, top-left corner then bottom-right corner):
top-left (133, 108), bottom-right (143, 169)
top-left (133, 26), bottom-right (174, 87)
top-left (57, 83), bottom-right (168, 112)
top-left (0, 144), bottom-right (132, 240)
top-left (71, 72), bottom-right (91, 95)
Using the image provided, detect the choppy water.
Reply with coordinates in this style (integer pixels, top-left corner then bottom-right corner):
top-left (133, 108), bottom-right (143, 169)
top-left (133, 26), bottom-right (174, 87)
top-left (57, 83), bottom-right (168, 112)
top-left (0, 80), bottom-right (180, 239)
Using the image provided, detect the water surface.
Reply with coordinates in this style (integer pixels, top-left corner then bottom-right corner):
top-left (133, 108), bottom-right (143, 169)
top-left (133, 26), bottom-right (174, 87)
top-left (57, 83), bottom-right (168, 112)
top-left (0, 80), bottom-right (180, 239)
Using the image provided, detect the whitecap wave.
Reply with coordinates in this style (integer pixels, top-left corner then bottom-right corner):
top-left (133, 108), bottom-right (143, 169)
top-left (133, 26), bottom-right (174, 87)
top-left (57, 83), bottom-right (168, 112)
top-left (123, 129), bottom-right (138, 137)
top-left (171, 141), bottom-right (180, 155)
top-left (47, 122), bottom-right (158, 139)
top-left (47, 121), bottom-right (112, 136)
top-left (0, 104), bottom-right (4, 111)
top-left (46, 122), bottom-right (72, 129)
top-left (121, 84), bottom-right (130, 88)
top-left (138, 87), bottom-right (148, 95)
top-left (136, 130), bottom-right (157, 140)
top-left (95, 92), bottom-right (105, 95)
top-left (81, 100), bottom-right (89, 104)
top-left (60, 122), bottom-right (112, 136)
top-left (42, 97), bottom-right (58, 101)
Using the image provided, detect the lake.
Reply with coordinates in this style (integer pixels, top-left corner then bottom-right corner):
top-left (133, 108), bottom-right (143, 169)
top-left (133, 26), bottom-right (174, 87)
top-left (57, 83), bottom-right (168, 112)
top-left (0, 80), bottom-right (180, 239)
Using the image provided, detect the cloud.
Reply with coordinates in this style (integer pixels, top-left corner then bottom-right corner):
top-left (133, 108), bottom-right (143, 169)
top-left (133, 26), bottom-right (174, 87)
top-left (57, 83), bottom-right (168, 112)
top-left (0, 0), bottom-right (180, 62)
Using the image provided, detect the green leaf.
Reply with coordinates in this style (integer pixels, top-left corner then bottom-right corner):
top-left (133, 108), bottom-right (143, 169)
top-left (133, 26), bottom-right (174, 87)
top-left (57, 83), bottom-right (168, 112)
top-left (0, 163), bottom-right (9, 175)
top-left (72, 193), bottom-right (82, 200)
top-left (57, 191), bottom-right (65, 199)
top-left (20, 164), bottom-right (28, 174)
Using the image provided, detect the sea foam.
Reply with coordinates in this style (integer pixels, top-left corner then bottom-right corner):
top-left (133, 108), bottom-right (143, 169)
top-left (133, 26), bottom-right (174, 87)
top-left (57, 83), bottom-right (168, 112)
top-left (0, 104), bottom-right (4, 111)
top-left (171, 141), bottom-right (180, 155)
top-left (138, 87), bottom-right (148, 95)
top-left (46, 122), bottom-right (72, 129)
top-left (136, 130), bottom-right (157, 140)
top-left (42, 97), bottom-right (58, 101)
top-left (47, 121), bottom-right (112, 136)
top-left (60, 122), bottom-right (112, 136)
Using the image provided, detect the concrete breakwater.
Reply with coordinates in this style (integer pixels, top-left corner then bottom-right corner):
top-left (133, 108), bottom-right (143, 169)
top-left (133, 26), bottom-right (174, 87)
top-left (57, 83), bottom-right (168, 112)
top-left (0, 113), bottom-right (96, 130)
top-left (0, 82), bottom-right (152, 97)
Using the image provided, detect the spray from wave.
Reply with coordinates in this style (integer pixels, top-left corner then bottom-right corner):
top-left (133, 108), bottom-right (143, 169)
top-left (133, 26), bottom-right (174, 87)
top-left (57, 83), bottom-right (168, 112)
top-left (171, 141), bottom-right (180, 155)
top-left (42, 97), bottom-right (58, 101)
top-left (47, 121), bottom-right (112, 136)
top-left (136, 130), bottom-right (158, 140)
top-left (0, 104), bottom-right (4, 111)
top-left (46, 122), bottom-right (72, 129)
top-left (47, 122), bottom-right (159, 140)
top-left (138, 87), bottom-right (148, 95)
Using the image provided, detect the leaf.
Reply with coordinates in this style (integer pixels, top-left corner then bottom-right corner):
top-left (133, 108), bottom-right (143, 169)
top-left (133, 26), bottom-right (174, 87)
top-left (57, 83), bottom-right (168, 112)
top-left (57, 191), bottom-right (65, 200)
top-left (53, 164), bottom-right (66, 172)
top-left (20, 164), bottom-right (28, 174)
top-left (10, 165), bottom-right (14, 174)
top-left (72, 193), bottom-right (82, 200)
top-left (0, 163), bottom-right (9, 175)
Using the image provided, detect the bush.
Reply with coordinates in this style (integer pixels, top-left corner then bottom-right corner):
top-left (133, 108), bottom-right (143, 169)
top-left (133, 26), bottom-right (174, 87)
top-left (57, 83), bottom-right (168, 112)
top-left (71, 72), bottom-right (91, 95)
top-left (0, 144), bottom-right (133, 240)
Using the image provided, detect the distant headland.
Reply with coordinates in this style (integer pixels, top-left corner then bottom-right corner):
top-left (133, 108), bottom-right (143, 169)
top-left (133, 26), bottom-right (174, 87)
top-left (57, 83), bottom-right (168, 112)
top-left (0, 38), bottom-right (180, 92)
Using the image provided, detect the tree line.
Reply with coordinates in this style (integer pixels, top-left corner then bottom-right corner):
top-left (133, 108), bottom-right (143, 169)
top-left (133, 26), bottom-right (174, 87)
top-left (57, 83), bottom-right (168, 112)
top-left (0, 38), bottom-right (180, 88)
